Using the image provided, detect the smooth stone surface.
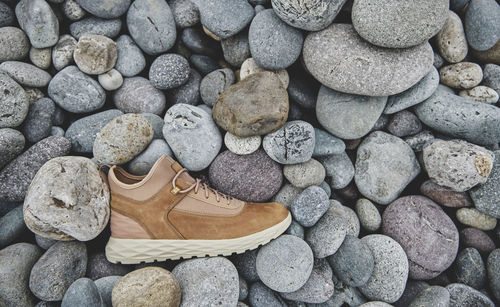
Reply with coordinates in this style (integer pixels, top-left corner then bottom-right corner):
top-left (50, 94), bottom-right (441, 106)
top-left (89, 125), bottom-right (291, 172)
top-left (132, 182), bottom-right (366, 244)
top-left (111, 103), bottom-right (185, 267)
top-left (256, 235), bottom-right (314, 292)
top-left (94, 114), bottom-right (153, 165)
top-left (0, 136), bottom-right (71, 202)
top-left (352, 0), bottom-right (448, 48)
top-left (181, 27), bottom-right (219, 57)
top-left (48, 66), bottom-right (106, 113)
top-left (115, 35), bottom-right (146, 77)
top-left (221, 32), bottom-right (250, 67)
top-left (98, 69), bottom-right (123, 91)
top-left (75, 0), bottom-right (130, 18)
top-left (23, 156), bottom-right (110, 241)
top-left (163, 103), bottom-right (221, 171)
top-left (414, 89), bottom-right (500, 146)
top-left (95, 276), bottom-right (121, 307)
top-left (128, 139), bottom-right (173, 175)
top-left (209, 149), bottom-right (282, 202)
top-left (0, 73), bottom-right (28, 128)
top-left (440, 62), bottom-right (483, 89)
top-left (328, 235), bottom-right (374, 287)
top-left (249, 281), bottom-right (287, 307)
top-left (387, 110), bottom-right (422, 137)
top-left (318, 151), bottom-right (355, 190)
top-left (0, 128), bottom-right (25, 170)
top-left (61, 278), bottom-right (103, 307)
top-left (249, 9), bottom-right (303, 70)
top-left (313, 128), bottom-right (345, 157)
top-left (446, 283), bottom-right (495, 307)
top-left (384, 67), bottom-right (439, 114)
top-left (213, 71), bottom-right (289, 136)
top-left (52, 35), bottom-right (77, 71)
top-left (383, 196), bottom-right (459, 280)
top-left (271, 0), bottom-right (346, 31)
top-left (173, 257), bottom-right (238, 307)
top-left (224, 132), bottom-right (261, 155)
top-left (200, 68), bottom-right (235, 106)
top-left (355, 131), bottom-right (420, 205)
top-left (0, 27), bottom-right (30, 61)
top-left (15, 0), bottom-right (59, 48)
top-left (420, 180), bottom-right (472, 208)
top-left (35, 234), bottom-right (57, 250)
top-left (470, 150), bottom-right (500, 218)
top-left (65, 109), bottom-right (123, 153)
top-left (263, 120), bottom-right (315, 165)
top-left (0, 205), bottom-right (26, 248)
top-left (356, 198), bottom-right (381, 232)
top-left (423, 140), bottom-right (494, 192)
top-left (464, 0), bottom-right (500, 51)
top-left (455, 248), bottom-right (486, 289)
top-left (126, 0), bottom-right (176, 55)
top-left (461, 228), bottom-right (496, 253)
top-left (456, 207), bottom-right (497, 230)
top-left (74, 34), bottom-right (117, 75)
top-left (316, 86), bottom-right (387, 139)
top-left (114, 77), bottom-right (166, 115)
top-left (436, 11), bottom-right (468, 63)
top-left (70, 17), bottom-right (122, 39)
top-left (487, 249), bottom-right (500, 301)
top-left (290, 185), bottom-right (329, 227)
top-left (29, 241), bottom-right (87, 301)
top-left (170, 0), bottom-right (200, 28)
top-left (0, 61), bottom-right (51, 87)
top-left (193, 0), bottom-right (254, 39)
top-left (22, 98), bottom-right (55, 144)
top-left (286, 219), bottom-right (305, 239)
top-left (359, 235), bottom-right (409, 304)
top-left (189, 54), bottom-right (219, 75)
top-left (149, 53), bottom-right (190, 90)
top-left (272, 183), bottom-right (303, 209)
top-left (459, 86), bottom-right (499, 104)
top-left (408, 286), bottom-right (450, 307)
top-left (303, 24), bottom-right (434, 96)
top-left (284, 159), bottom-right (325, 189)
top-left (166, 68), bottom-right (201, 106)
top-left (0, 243), bottom-right (42, 307)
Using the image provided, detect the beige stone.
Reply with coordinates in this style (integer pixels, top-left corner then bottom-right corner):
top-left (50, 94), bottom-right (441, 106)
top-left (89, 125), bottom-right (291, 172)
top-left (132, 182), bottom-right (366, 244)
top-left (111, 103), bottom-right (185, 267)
top-left (459, 85), bottom-right (499, 104)
top-left (436, 11), bottom-right (468, 63)
top-left (240, 57), bottom-right (289, 88)
top-left (74, 34), bottom-right (117, 75)
top-left (439, 62), bottom-right (483, 89)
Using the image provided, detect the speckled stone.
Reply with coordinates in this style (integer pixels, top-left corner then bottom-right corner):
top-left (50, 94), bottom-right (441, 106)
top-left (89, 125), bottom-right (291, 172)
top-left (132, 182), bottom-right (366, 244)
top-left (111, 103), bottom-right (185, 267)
top-left (114, 77), bottom-right (166, 115)
top-left (115, 35), bottom-right (146, 77)
top-left (70, 17), bottom-right (122, 39)
top-left (464, 0), bottom-right (500, 51)
top-left (387, 110), bottom-right (422, 137)
top-left (483, 64), bottom-right (500, 94)
top-left (52, 35), bottom-right (77, 71)
top-left (318, 151), bottom-right (355, 190)
top-left (404, 129), bottom-right (434, 152)
top-left (221, 32), bottom-right (250, 67)
top-left (446, 283), bottom-right (495, 307)
top-left (209, 149), bottom-right (283, 202)
top-left (113, 267), bottom-right (181, 307)
top-left (355, 198), bottom-right (381, 232)
top-left (290, 185), bottom-right (329, 227)
top-left (436, 11), bottom-right (468, 63)
top-left (440, 62), bottom-right (483, 89)
top-left (313, 128), bottom-right (346, 157)
top-left (21, 98), bottom-right (55, 143)
top-left (224, 132), bottom-right (261, 155)
top-left (15, 0), bottom-right (59, 48)
top-left (423, 140), bottom-right (494, 192)
top-left (328, 200), bottom-right (360, 237)
top-left (355, 131), bottom-right (420, 205)
top-left (170, 0), bottom-right (199, 28)
top-left (172, 257), bottom-right (237, 306)
top-left (455, 248), bottom-right (486, 289)
top-left (149, 54), bottom-right (190, 90)
top-left (0, 136), bottom-right (71, 202)
top-left (0, 73), bottom-right (29, 128)
top-left (74, 34), bottom-right (117, 75)
top-left (95, 276), bottom-right (121, 307)
top-left (0, 2), bottom-right (13, 27)
top-left (0, 27), bottom-right (30, 61)
top-left (456, 207), bottom-right (497, 230)
top-left (200, 68), bottom-right (235, 106)
top-left (93, 114), bottom-right (153, 165)
top-left (166, 68), bottom-right (201, 106)
top-left (29, 47), bottom-right (51, 70)
top-left (0, 128), bottom-right (25, 169)
top-left (75, 0), bottom-right (130, 18)
top-left (233, 249), bottom-right (259, 282)
top-left (459, 86), bottom-right (499, 104)
top-left (0, 205), bottom-right (26, 248)
top-left (470, 150), bottom-right (500, 218)
top-left (248, 281), bottom-right (287, 307)
top-left (0, 61), bottom-right (51, 88)
top-left (249, 9), bottom-right (303, 70)
top-left (420, 180), bottom-right (472, 208)
top-left (63, 0), bottom-right (86, 21)
top-left (383, 196), bottom-right (459, 280)
top-left (48, 66), bottom-right (106, 113)
top-left (256, 235), bottom-right (314, 292)
top-left (303, 23), bottom-right (434, 96)
top-left (394, 280), bottom-right (430, 307)
top-left (487, 249), bottom-right (500, 301)
top-left (359, 235), bottom-right (409, 304)
top-left (286, 220), bottom-right (305, 239)
top-left (408, 286), bottom-right (450, 307)
top-left (61, 278), bottom-right (103, 307)
top-left (284, 159), bottom-right (325, 189)
top-left (272, 183), bottom-right (303, 209)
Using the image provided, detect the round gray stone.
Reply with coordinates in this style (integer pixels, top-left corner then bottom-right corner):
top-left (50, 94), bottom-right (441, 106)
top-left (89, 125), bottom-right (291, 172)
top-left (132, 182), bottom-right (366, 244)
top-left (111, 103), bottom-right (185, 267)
top-left (221, 32), bottom-right (250, 67)
top-left (149, 53), bottom-right (190, 90)
top-left (0, 128), bottom-right (25, 169)
top-left (48, 66), bottom-right (106, 113)
top-left (128, 139), bottom-right (173, 175)
top-left (52, 35), bottom-right (77, 71)
top-left (408, 286), bottom-right (450, 307)
top-left (75, 0), bottom-right (130, 18)
top-left (329, 200), bottom-right (360, 237)
top-left (0, 73), bottom-right (29, 128)
top-left (61, 278), bottom-right (103, 307)
top-left (446, 283), bottom-right (495, 307)
top-left (0, 205), bottom-right (26, 248)
top-left (249, 9), bottom-right (303, 70)
top-left (290, 185), bottom-right (329, 227)
top-left (387, 110), bottom-right (422, 137)
top-left (303, 23), bottom-right (434, 96)
top-left (166, 68), bottom-right (201, 106)
top-left (256, 234), bottom-right (314, 292)
top-left (87, 253), bottom-right (131, 281)
top-left (317, 151), bottom-right (355, 190)
top-left (21, 98), bottom-right (55, 143)
top-left (15, 0), bottom-right (59, 48)
top-left (115, 35), bottom-right (146, 77)
top-left (455, 248), bottom-right (486, 289)
top-left (283, 159), bottom-right (325, 189)
top-left (0, 61), bottom-right (51, 87)
top-left (285, 219), bottom-right (305, 239)
top-left (114, 77), bottom-right (166, 115)
top-left (170, 0), bottom-right (200, 28)
top-left (305, 205), bottom-right (348, 258)
top-left (0, 27), bottom-right (30, 62)
top-left (313, 128), bottom-right (346, 157)
top-left (272, 183), bottom-right (303, 209)
top-left (464, 0), bottom-right (500, 51)
top-left (356, 198), bottom-right (381, 232)
top-left (62, 0), bottom-right (86, 21)
top-left (70, 17), bottom-right (122, 39)
top-left (200, 68), bottom-right (235, 106)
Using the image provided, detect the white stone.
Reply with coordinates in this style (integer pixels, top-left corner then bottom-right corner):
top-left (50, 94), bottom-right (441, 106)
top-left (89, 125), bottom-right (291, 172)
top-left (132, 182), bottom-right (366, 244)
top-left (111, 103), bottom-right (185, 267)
top-left (459, 85), bottom-right (499, 104)
top-left (224, 132), bottom-right (261, 155)
top-left (98, 69), bottom-right (123, 91)
top-left (240, 58), bottom-right (289, 88)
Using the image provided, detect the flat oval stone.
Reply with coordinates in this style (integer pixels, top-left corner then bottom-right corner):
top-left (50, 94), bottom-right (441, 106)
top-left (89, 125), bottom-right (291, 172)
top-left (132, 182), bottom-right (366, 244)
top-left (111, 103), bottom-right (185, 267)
top-left (29, 47), bottom-right (52, 70)
top-left (0, 128), bottom-right (25, 169)
top-left (15, 0), bottom-right (59, 48)
top-left (74, 34), bottom-right (117, 75)
top-left (209, 149), bottom-right (282, 202)
top-left (149, 53), bottom-right (190, 90)
top-left (303, 24), bottom-right (434, 96)
top-left (455, 248), bottom-right (486, 289)
top-left (24, 156), bottom-right (110, 241)
top-left (0, 61), bottom-right (51, 87)
top-left (48, 66), bottom-right (106, 113)
top-left (359, 234), bottom-right (409, 304)
top-left (316, 86), bottom-right (387, 139)
top-left (63, 0), bottom-right (86, 21)
top-left (114, 35), bottom-right (146, 77)
top-left (0, 136), bottom-right (71, 202)
top-left (114, 77), bottom-right (166, 115)
top-left (355, 131), bottom-right (420, 205)
top-left (163, 103), bottom-right (221, 171)
top-left (386, 110), bottom-right (422, 137)
top-left (75, 0), bottom-right (130, 18)
top-left (456, 207), bottom-right (497, 231)
top-left (21, 98), bottom-right (55, 143)
top-left (440, 62), bottom-right (483, 89)
top-left (355, 198), bottom-right (381, 232)
top-left (352, 0), bottom-right (448, 48)
top-left (0, 72), bottom-right (29, 128)
top-left (318, 151), bottom-right (355, 189)
top-left (52, 35), bottom-right (77, 71)
top-left (420, 180), bottom-right (472, 208)
top-left (70, 17), bottom-right (122, 39)
top-left (221, 32), bottom-right (250, 67)
top-left (464, 0), bottom-right (500, 51)
top-left (126, 0), bottom-right (176, 55)
top-left (382, 196), bottom-right (459, 280)
top-left (98, 69), bottom-right (123, 91)
top-left (436, 11), bottom-right (468, 63)
top-left (313, 128), bottom-right (345, 157)
top-left (459, 86), bottom-right (499, 104)
top-left (284, 159), bottom-right (325, 189)
top-left (212, 71), bottom-right (289, 137)
top-left (249, 9), bottom-right (303, 70)
top-left (461, 228), bottom-right (495, 253)
top-left (306, 204), bottom-right (348, 258)
top-left (290, 185), bottom-right (329, 227)
top-left (0, 27), bottom-right (30, 61)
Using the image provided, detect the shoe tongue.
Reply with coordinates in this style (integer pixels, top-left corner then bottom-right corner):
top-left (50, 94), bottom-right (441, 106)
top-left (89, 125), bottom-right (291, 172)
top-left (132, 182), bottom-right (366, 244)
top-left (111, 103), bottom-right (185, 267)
top-left (155, 155), bottom-right (195, 185)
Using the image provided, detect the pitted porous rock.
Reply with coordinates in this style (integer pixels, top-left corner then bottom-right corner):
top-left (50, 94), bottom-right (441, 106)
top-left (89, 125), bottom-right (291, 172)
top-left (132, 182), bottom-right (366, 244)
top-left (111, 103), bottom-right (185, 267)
top-left (74, 34), bottom-right (118, 75)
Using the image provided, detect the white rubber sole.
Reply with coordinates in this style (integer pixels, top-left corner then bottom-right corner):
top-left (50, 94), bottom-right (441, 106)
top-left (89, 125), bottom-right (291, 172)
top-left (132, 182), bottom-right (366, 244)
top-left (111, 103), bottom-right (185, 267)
top-left (105, 213), bottom-right (291, 264)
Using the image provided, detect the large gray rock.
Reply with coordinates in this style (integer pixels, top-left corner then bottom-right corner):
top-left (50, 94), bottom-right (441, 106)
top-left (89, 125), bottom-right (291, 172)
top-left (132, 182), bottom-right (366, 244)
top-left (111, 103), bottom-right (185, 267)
top-left (61, 278), bottom-right (103, 307)
top-left (316, 86), bottom-right (387, 139)
top-left (15, 0), bottom-right (59, 48)
top-left (75, 0), bottom-right (130, 18)
top-left (115, 35), bottom-right (146, 77)
top-left (0, 136), bottom-right (71, 202)
top-left (126, 0), bottom-right (177, 55)
top-left (48, 66), bottom-right (106, 113)
top-left (303, 24), bottom-right (434, 96)
top-left (351, 0), bottom-right (448, 48)
top-left (0, 27), bottom-right (30, 62)
top-left (355, 131), bottom-right (420, 205)
top-left (0, 61), bottom-right (52, 87)
top-left (0, 243), bottom-right (42, 307)
top-left (114, 77), bottom-right (166, 115)
top-left (23, 156), bottom-right (110, 241)
top-left (163, 103), bottom-right (221, 171)
top-left (470, 150), bottom-right (500, 218)
top-left (0, 73), bottom-right (28, 128)
top-left (21, 98), bottom-right (55, 143)
top-left (464, 0), bottom-right (500, 51)
top-left (0, 128), bottom-right (25, 169)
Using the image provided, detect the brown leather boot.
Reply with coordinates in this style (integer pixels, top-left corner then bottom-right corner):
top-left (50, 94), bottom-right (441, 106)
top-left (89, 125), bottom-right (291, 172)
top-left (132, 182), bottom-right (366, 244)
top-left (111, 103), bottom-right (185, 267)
top-left (104, 155), bottom-right (290, 264)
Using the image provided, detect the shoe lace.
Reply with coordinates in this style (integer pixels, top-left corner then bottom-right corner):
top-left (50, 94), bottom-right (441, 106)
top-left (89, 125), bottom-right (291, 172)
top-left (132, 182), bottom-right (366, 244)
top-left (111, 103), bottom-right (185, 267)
top-left (171, 168), bottom-right (233, 205)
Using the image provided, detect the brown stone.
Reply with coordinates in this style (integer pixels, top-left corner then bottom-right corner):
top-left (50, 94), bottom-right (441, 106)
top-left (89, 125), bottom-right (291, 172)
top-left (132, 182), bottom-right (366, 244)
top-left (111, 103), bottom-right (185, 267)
top-left (74, 34), bottom-right (117, 75)
top-left (460, 228), bottom-right (496, 253)
top-left (212, 71), bottom-right (289, 137)
top-left (472, 40), bottom-right (500, 65)
top-left (420, 180), bottom-right (472, 208)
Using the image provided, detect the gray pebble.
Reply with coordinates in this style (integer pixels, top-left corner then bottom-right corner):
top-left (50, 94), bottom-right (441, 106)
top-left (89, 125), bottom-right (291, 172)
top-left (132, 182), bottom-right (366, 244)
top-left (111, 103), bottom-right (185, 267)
top-left (249, 9), bottom-right (303, 70)
top-left (272, 183), bottom-right (303, 209)
top-left (52, 35), bottom-right (77, 71)
top-left (0, 61), bottom-right (51, 88)
top-left (239, 277), bottom-right (248, 301)
top-left (141, 113), bottom-right (164, 139)
top-left (126, 0), bottom-right (176, 55)
top-left (464, 0), bottom-right (500, 51)
top-left (487, 249), bottom-right (500, 301)
top-left (61, 278), bottom-right (103, 307)
top-left (248, 281), bottom-right (287, 307)
top-left (408, 286), bottom-right (450, 307)
top-left (190, 54), bottom-right (219, 75)
top-left (30, 241), bottom-right (87, 301)
top-left (329, 201), bottom-right (360, 237)
top-left (48, 66), bottom-right (106, 113)
top-left (115, 35), bottom-right (146, 77)
top-left (0, 2), bottom-right (13, 27)
top-left (149, 53), bottom-right (190, 90)
top-left (15, 0), bottom-right (59, 48)
top-left (387, 110), bottom-right (422, 137)
top-left (21, 98), bottom-right (55, 143)
top-left (319, 181), bottom-right (331, 198)
top-left (283, 158), bottom-right (325, 188)
top-left (95, 276), bottom-right (121, 307)
top-left (29, 47), bottom-right (51, 70)
top-left (446, 283), bottom-right (495, 307)
top-left (166, 68), bottom-right (201, 106)
top-left (355, 198), bottom-right (381, 232)
top-left (313, 128), bottom-right (346, 157)
top-left (128, 139), bottom-right (173, 175)
top-left (0, 27), bottom-right (30, 61)
top-left (290, 185), bottom-right (329, 227)
top-left (200, 68), bottom-right (235, 106)
top-left (483, 64), bottom-right (500, 94)
top-left (471, 150), bottom-right (500, 218)
top-left (221, 32), bottom-right (250, 67)
top-left (0, 73), bottom-right (29, 128)
top-left (371, 114), bottom-right (389, 133)
top-left (285, 219), bottom-right (305, 239)
top-left (35, 234), bottom-right (57, 250)
top-left (318, 151), bottom-right (355, 190)
top-left (455, 248), bottom-right (486, 289)
top-left (306, 204), bottom-right (348, 258)
top-left (70, 17), bottom-right (122, 39)
top-left (87, 252), bottom-right (131, 280)
top-left (0, 128), bottom-right (25, 169)
top-left (233, 249), bottom-right (259, 282)
top-left (394, 281), bottom-right (430, 307)
top-left (287, 74), bottom-right (317, 109)
top-left (75, 0), bottom-right (130, 18)
top-left (404, 130), bottom-right (435, 152)
top-left (0, 205), bottom-right (26, 248)
top-left (114, 77), bottom-right (166, 115)
top-left (181, 27), bottom-right (219, 57)
top-left (63, 0), bottom-right (86, 21)
top-left (313, 274), bottom-right (368, 307)
top-left (170, 0), bottom-right (200, 28)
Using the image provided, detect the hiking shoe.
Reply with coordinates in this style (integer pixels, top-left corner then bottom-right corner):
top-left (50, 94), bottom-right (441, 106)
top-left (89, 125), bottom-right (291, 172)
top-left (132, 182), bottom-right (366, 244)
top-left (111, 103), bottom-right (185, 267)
top-left (104, 155), bottom-right (291, 264)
